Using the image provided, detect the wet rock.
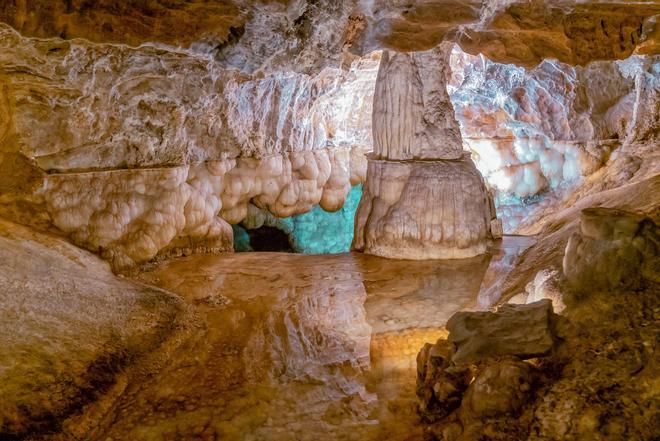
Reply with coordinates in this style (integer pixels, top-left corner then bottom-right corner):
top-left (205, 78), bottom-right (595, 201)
top-left (0, 219), bottom-right (184, 438)
top-left (447, 300), bottom-right (557, 366)
top-left (563, 207), bottom-right (660, 293)
top-left (416, 341), bottom-right (472, 423)
top-left (460, 357), bottom-right (535, 419)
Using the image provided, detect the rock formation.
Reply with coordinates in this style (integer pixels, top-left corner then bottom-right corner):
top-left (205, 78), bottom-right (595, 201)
top-left (0, 219), bottom-right (185, 438)
top-left (0, 1), bottom-right (659, 440)
top-left (235, 184), bottom-right (363, 254)
top-left (564, 207), bottom-right (660, 293)
top-left (354, 45), bottom-right (496, 259)
top-left (417, 200), bottom-right (660, 441)
top-left (449, 47), bottom-right (660, 231)
top-left (0, 23), bottom-right (377, 268)
top-left (447, 300), bottom-right (557, 366)
top-left (416, 301), bottom-right (557, 440)
top-left (358, 1), bottom-right (660, 67)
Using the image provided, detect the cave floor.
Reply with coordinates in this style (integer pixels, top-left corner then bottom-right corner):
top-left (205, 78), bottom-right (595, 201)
top-left (93, 237), bottom-right (534, 441)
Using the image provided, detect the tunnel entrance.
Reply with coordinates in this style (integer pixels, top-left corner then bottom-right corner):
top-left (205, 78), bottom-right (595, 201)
top-left (232, 184), bottom-right (363, 254)
top-left (242, 225), bottom-right (295, 252)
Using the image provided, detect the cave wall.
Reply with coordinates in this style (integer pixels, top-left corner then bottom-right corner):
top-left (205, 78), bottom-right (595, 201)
top-left (0, 0), bottom-right (658, 266)
top-left (237, 184), bottom-right (363, 254)
top-left (449, 47), bottom-right (659, 231)
top-left (0, 22), bottom-right (377, 268)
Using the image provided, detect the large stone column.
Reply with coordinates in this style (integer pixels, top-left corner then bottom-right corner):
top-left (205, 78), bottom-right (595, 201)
top-left (353, 45), bottom-right (496, 259)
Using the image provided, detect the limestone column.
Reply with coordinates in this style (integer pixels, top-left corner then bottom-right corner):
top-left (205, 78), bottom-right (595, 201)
top-left (352, 44), bottom-right (497, 259)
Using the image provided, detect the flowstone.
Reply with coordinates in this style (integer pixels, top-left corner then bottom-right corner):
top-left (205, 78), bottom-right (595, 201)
top-left (353, 44), bottom-right (496, 260)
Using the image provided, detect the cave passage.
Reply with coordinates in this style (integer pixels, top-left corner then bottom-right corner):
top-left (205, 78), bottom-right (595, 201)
top-left (233, 184), bottom-right (364, 254)
top-left (237, 225), bottom-right (295, 252)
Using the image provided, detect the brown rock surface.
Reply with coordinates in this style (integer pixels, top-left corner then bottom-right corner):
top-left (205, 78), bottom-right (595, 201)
top-left (0, 219), bottom-right (185, 439)
top-left (447, 300), bottom-right (557, 366)
top-left (564, 207), bottom-right (660, 292)
top-left (0, 0), bottom-right (244, 47)
top-left (3, 1), bottom-right (658, 71)
top-left (461, 356), bottom-right (535, 418)
top-left (362, 1), bottom-right (660, 67)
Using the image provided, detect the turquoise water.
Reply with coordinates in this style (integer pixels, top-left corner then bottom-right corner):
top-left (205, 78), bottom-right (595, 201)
top-left (233, 184), bottom-right (363, 254)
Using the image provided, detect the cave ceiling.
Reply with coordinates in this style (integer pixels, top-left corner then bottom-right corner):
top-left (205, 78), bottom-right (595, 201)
top-left (1, 0), bottom-right (658, 69)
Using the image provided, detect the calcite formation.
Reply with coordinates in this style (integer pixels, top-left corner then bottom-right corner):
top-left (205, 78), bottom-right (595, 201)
top-left (3, 1), bottom-right (659, 69)
top-left (354, 158), bottom-right (494, 259)
top-left (0, 23), bottom-right (376, 267)
top-left (354, 44), bottom-right (495, 259)
top-left (449, 47), bottom-right (660, 231)
top-left (42, 150), bottom-right (366, 268)
top-left (371, 48), bottom-right (463, 160)
top-left (507, 268), bottom-right (566, 313)
top-left (0, 2), bottom-right (659, 441)
top-left (236, 184), bottom-right (363, 254)
top-left (416, 183), bottom-right (660, 440)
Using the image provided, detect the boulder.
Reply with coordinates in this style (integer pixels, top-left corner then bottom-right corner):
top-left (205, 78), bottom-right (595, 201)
top-left (447, 300), bottom-right (557, 366)
top-left (0, 220), bottom-right (184, 438)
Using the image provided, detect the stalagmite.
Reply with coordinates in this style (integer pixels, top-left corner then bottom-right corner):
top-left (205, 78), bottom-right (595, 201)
top-left (353, 44), bottom-right (496, 259)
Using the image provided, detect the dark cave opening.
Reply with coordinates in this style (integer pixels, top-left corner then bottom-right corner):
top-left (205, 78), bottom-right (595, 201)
top-left (242, 225), bottom-right (295, 252)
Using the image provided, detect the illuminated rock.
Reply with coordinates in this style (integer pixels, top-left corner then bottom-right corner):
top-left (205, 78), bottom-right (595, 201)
top-left (448, 47), bottom-right (660, 231)
top-left (42, 149), bottom-right (367, 268)
top-left (353, 157), bottom-right (493, 259)
top-left (0, 24), bottom-right (377, 267)
top-left (354, 44), bottom-right (495, 260)
top-left (372, 48), bottom-right (463, 160)
top-left (237, 184), bottom-right (364, 254)
top-left (0, 219), bottom-right (184, 438)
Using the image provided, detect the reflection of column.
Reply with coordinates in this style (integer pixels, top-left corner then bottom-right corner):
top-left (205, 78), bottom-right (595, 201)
top-left (353, 44), bottom-right (496, 259)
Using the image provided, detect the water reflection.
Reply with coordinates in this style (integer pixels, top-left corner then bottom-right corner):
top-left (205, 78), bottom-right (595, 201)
top-left (98, 240), bottom-right (530, 440)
